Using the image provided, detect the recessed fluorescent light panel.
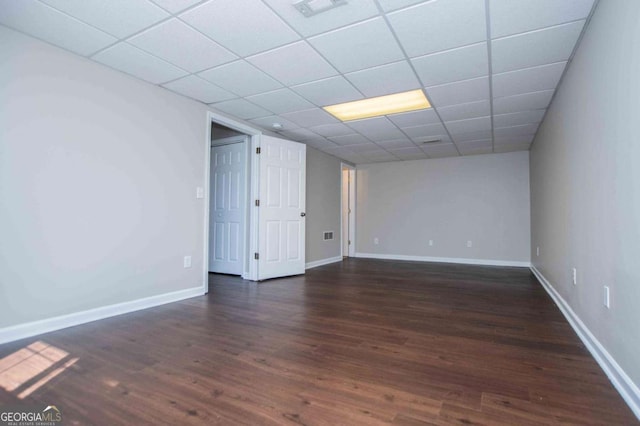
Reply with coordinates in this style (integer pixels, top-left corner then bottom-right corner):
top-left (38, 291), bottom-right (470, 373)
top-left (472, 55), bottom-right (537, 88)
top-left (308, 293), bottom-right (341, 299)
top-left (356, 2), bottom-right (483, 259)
top-left (323, 89), bottom-right (431, 121)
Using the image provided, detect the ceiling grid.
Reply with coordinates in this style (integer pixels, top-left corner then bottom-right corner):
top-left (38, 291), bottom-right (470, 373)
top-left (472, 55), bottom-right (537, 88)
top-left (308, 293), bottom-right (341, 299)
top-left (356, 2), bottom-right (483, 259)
top-left (0, 0), bottom-right (597, 164)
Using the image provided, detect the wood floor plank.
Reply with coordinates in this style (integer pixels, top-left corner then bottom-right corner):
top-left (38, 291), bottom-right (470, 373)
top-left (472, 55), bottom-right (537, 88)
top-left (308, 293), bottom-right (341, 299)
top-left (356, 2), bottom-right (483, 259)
top-left (0, 258), bottom-right (636, 425)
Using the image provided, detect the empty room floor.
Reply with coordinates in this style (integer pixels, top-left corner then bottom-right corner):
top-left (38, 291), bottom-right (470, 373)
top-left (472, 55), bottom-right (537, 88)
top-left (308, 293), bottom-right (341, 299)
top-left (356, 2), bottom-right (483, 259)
top-left (0, 259), bottom-right (636, 425)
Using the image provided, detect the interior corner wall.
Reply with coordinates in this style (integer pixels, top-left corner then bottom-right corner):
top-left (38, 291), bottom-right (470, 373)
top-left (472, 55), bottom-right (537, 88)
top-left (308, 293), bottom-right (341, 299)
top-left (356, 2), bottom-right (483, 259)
top-left (0, 26), bottom-right (209, 329)
top-left (356, 151), bottom-right (531, 264)
top-left (529, 0), bottom-right (640, 390)
top-left (305, 147), bottom-right (342, 265)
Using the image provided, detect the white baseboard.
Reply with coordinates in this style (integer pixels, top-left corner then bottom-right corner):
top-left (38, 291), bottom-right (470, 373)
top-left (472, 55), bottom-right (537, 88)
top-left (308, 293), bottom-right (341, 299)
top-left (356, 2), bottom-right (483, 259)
top-left (355, 252), bottom-right (530, 268)
top-left (0, 286), bottom-right (205, 345)
top-left (530, 265), bottom-right (640, 419)
top-left (305, 256), bottom-right (343, 270)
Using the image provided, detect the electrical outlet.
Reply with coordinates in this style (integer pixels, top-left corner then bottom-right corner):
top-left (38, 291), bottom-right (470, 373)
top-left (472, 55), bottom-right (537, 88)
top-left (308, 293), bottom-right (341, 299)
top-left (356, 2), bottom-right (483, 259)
top-left (536, 246), bottom-right (540, 257)
top-left (604, 286), bottom-right (610, 308)
top-left (196, 187), bottom-right (204, 199)
top-left (429, 240), bottom-right (434, 246)
top-left (572, 268), bottom-right (577, 285)
top-left (374, 237), bottom-right (379, 245)
top-left (467, 240), bottom-right (472, 248)
top-left (184, 256), bottom-right (192, 268)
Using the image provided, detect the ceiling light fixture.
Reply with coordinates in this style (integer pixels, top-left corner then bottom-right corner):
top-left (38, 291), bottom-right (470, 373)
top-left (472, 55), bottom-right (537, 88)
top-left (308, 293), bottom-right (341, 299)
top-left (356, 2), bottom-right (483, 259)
top-left (293, 0), bottom-right (347, 17)
top-left (323, 89), bottom-right (431, 122)
top-left (272, 123), bottom-right (283, 130)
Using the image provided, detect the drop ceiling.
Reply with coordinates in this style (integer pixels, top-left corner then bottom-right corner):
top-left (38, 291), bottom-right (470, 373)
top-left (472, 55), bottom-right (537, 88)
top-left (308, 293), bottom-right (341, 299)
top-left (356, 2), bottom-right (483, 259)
top-left (0, 0), bottom-right (596, 164)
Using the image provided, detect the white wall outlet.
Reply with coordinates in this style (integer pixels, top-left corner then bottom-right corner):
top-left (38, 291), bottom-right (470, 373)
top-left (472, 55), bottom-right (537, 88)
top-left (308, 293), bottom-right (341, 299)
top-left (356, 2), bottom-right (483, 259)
top-left (536, 246), bottom-right (540, 257)
top-left (196, 186), bottom-right (204, 199)
top-left (467, 240), bottom-right (472, 248)
top-left (429, 239), bottom-right (434, 246)
top-left (184, 255), bottom-right (192, 268)
top-left (374, 237), bottom-right (379, 245)
top-left (572, 268), bottom-right (577, 285)
top-left (604, 286), bottom-right (610, 308)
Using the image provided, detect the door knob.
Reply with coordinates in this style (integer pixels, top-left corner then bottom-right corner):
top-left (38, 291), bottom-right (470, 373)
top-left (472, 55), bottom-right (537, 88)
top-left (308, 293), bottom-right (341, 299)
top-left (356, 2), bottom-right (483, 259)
top-left (300, 212), bottom-right (306, 217)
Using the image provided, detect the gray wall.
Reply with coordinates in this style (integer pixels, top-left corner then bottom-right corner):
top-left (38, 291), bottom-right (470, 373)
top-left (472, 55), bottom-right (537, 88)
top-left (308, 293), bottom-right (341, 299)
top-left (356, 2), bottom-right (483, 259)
top-left (0, 27), bottom-right (208, 328)
top-left (305, 147), bottom-right (342, 263)
top-left (530, 0), bottom-right (640, 387)
top-left (356, 151), bottom-right (531, 263)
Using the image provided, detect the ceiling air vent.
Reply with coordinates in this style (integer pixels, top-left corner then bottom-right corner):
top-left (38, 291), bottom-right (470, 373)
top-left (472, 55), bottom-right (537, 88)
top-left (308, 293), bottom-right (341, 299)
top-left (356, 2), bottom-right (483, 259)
top-left (323, 231), bottom-right (334, 241)
top-left (293, 0), bottom-right (347, 17)
top-left (421, 138), bottom-right (442, 145)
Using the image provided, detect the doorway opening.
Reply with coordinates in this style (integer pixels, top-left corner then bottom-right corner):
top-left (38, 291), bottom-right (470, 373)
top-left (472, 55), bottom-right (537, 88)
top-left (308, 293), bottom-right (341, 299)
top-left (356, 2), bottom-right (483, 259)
top-left (204, 113), bottom-right (261, 290)
top-left (341, 163), bottom-right (356, 257)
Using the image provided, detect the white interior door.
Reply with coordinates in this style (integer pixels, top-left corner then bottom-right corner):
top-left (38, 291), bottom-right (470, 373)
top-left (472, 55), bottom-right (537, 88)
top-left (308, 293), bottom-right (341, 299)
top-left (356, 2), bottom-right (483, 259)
top-left (209, 142), bottom-right (246, 275)
top-left (258, 136), bottom-right (306, 280)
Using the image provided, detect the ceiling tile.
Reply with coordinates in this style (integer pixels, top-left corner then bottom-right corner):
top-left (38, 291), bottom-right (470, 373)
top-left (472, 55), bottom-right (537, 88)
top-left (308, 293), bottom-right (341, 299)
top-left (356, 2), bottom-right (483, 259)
top-left (248, 115), bottom-right (300, 132)
top-left (376, 139), bottom-right (416, 149)
top-left (246, 89), bottom-right (314, 114)
top-left (210, 99), bottom-right (271, 120)
top-left (388, 146), bottom-right (424, 156)
top-left (422, 143), bottom-right (459, 158)
top-left (247, 41), bottom-right (337, 86)
top-left (494, 142), bottom-right (531, 153)
top-left (426, 77), bottom-right (490, 108)
top-left (40, 0), bottom-right (168, 38)
top-left (0, 0), bottom-right (117, 56)
top-left (494, 123), bottom-right (539, 137)
top-left (378, 0), bottom-right (429, 12)
top-left (457, 138), bottom-right (493, 149)
top-left (324, 145), bottom-right (359, 156)
top-left (128, 19), bottom-right (236, 73)
top-left (388, 0), bottom-right (486, 58)
top-left (93, 42), bottom-right (187, 84)
top-left (198, 60), bottom-right (282, 97)
top-left (309, 123), bottom-right (356, 137)
top-left (492, 62), bottom-right (566, 98)
top-left (346, 117), bottom-right (405, 141)
top-left (459, 145), bottom-right (493, 156)
top-left (279, 128), bottom-right (321, 141)
top-left (456, 139), bottom-right (493, 156)
top-left (345, 61), bottom-right (421, 97)
top-left (163, 75), bottom-right (235, 103)
top-left (263, 0), bottom-right (379, 37)
top-left (280, 108), bottom-right (338, 127)
top-left (328, 134), bottom-right (371, 146)
top-left (412, 43), bottom-right (488, 87)
top-left (180, 0), bottom-right (299, 56)
top-left (150, 0), bottom-right (202, 14)
top-left (493, 90), bottom-right (554, 114)
top-left (436, 100), bottom-right (491, 122)
top-left (494, 134), bottom-right (535, 145)
top-left (494, 110), bottom-right (545, 128)
top-left (348, 143), bottom-right (386, 153)
top-left (309, 17), bottom-right (404, 73)
top-left (361, 150), bottom-right (399, 161)
top-left (490, 0), bottom-right (595, 39)
top-left (492, 21), bottom-right (584, 73)
top-left (387, 109), bottom-right (440, 128)
top-left (402, 123), bottom-right (447, 139)
top-left (304, 138), bottom-right (338, 150)
top-left (452, 129), bottom-right (493, 142)
top-left (292, 76), bottom-right (362, 106)
top-left (445, 116), bottom-right (491, 135)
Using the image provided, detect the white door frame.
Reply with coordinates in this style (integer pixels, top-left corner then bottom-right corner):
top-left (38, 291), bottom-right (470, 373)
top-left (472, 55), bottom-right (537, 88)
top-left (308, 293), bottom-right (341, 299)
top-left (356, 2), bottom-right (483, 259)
top-left (340, 163), bottom-right (356, 257)
top-left (203, 111), bottom-right (261, 292)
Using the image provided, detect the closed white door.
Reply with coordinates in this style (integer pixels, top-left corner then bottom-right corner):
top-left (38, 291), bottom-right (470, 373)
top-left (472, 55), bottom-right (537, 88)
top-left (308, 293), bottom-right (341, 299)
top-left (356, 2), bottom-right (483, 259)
top-left (258, 136), bottom-right (306, 280)
top-left (209, 142), bottom-right (246, 275)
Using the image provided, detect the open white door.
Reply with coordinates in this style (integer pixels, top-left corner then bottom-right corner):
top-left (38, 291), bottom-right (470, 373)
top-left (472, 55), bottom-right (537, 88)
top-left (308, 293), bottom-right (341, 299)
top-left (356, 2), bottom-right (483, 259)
top-left (257, 136), bottom-right (306, 280)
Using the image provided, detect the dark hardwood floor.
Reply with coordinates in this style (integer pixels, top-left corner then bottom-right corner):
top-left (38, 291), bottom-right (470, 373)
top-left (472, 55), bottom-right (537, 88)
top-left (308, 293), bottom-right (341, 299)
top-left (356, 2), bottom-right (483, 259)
top-left (0, 258), bottom-right (637, 425)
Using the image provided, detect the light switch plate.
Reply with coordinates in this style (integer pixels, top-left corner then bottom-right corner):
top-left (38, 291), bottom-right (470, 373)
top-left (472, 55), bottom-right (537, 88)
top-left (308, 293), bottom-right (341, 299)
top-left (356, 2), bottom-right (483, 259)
top-left (196, 187), bottom-right (204, 199)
